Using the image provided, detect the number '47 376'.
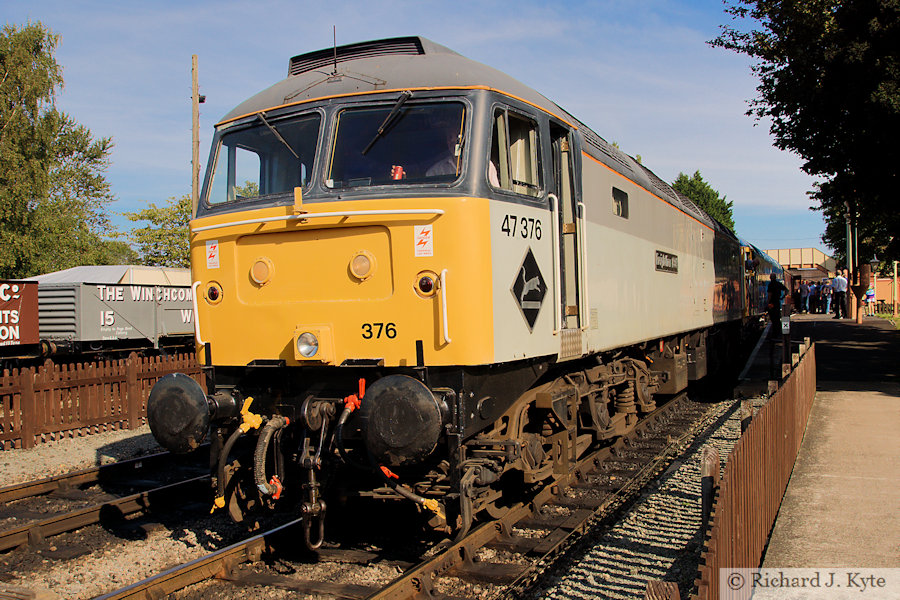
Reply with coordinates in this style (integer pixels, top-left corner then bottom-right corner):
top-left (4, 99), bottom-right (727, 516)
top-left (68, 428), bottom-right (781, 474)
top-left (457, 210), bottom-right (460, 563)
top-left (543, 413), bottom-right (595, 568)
top-left (501, 215), bottom-right (541, 240)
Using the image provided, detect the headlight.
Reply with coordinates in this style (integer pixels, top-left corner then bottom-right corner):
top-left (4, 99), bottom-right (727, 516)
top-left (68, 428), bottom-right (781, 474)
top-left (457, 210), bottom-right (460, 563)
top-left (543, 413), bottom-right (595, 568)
top-left (296, 332), bottom-right (319, 357)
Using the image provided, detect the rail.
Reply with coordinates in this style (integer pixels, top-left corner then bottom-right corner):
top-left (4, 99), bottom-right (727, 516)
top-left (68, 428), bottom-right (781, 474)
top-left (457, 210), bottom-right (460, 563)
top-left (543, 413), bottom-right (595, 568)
top-left (0, 353), bottom-right (204, 450)
top-left (0, 475), bottom-right (209, 553)
top-left (692, 343), bottom-right (817, 600)
top-left (94, 517), bottom-right (304, 600)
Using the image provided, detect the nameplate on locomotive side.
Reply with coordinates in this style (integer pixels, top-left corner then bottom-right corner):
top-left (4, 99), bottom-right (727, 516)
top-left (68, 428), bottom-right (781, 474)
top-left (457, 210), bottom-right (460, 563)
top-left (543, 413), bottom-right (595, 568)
top-left (655, 250), bottom-right (678, 274)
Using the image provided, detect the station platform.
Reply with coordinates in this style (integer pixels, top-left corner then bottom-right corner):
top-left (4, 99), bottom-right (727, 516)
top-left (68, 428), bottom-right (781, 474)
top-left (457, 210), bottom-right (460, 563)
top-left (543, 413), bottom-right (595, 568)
top-left (758, 313), bottom-right (900, 567)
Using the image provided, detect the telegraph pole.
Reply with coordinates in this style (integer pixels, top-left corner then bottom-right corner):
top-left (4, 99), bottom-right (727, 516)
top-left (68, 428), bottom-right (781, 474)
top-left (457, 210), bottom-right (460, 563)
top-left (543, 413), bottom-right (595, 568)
top-left (192, 55), bottom-right (202, 219)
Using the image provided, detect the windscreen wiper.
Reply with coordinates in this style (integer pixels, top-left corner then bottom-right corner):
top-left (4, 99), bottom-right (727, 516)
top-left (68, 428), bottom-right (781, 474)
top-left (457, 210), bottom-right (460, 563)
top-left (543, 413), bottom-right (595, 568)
top-left (258, 112), bottom-right (299, 159)
top-left (362, 90), bottom-right (412, 155)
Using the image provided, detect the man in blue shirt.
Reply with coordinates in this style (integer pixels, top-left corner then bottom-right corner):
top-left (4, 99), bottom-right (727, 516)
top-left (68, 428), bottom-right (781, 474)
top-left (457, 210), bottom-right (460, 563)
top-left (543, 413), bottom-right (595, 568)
top-left (831, 270), bottom-right (848, 319)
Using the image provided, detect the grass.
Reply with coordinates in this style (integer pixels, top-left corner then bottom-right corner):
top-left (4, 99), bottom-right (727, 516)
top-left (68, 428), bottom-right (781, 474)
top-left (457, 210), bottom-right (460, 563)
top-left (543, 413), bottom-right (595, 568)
top-left (875, 313), bottom-right (900, 329)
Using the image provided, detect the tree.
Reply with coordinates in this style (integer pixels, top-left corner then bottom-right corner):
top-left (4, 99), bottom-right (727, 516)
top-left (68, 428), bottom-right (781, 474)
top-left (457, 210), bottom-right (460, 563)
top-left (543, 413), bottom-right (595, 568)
top-left (672, 171), bottom-right (735, 232)
top-left (125, 194), bottom-right (191, 268)
top-left (0, 22), bottom-right (125, 277)
top-left (711, 1), bottom-right (900, 264)
top-left (234, 180), bottom-right (259, 198)
top-left (0, 22), bottom-right (62, 277)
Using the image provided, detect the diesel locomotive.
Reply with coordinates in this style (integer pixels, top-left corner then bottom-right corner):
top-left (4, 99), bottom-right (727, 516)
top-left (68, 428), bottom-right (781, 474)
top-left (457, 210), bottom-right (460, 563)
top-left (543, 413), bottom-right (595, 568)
top-left (147, 36), bottom-right (782, 547)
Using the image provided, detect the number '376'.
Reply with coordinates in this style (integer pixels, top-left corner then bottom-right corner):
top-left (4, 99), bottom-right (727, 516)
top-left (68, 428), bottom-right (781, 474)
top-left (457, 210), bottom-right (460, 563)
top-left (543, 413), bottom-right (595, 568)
top-left (362, 322), bottom-right (397, 339)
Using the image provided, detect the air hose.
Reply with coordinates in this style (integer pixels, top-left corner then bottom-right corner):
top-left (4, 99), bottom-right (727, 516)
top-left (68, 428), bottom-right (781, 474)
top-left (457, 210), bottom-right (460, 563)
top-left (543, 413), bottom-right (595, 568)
top-left (211, 397), bottom-right (262, 513)
top-left (335, 400), bottom-right (371, 471)
top-left (254, 415), bottom-right (290, 496)
top-left (371, 455), bottom-right (446, 522)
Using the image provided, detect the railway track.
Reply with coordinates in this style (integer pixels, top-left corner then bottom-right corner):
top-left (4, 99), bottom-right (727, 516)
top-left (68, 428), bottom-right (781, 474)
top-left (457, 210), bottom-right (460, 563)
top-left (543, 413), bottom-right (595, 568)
top-left (0, 448), bottom-right (209, 554)
top-left (0, 447), bottom-right (209, 505)
top-left (93, 392), bottom-right (725, 599)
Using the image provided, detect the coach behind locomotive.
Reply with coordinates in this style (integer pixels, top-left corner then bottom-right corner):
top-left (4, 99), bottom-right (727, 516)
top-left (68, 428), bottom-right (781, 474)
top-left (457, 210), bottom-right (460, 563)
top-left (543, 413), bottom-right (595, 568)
top-left (147, 36), bottom-right (781, 546)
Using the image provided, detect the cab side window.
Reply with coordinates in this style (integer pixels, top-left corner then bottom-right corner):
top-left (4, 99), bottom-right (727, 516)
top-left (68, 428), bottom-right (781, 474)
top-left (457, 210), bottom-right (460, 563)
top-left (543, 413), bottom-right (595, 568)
top-left (612, 187), bottom-right (629, 218)
top-left (489, 108), bottom-right (542, 197)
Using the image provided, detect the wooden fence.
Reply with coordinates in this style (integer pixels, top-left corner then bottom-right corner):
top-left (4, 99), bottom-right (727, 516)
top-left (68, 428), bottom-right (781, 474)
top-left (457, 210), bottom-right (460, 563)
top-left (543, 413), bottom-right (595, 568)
top-left (693, 343), bottom-right (817, 599)
top-left (0, 353), bottom-right (203, 450)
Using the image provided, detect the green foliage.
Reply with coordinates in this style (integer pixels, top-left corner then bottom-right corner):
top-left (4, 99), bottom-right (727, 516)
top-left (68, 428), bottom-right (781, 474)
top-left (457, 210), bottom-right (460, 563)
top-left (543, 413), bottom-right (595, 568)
top-left (125, 195), bottom-right (191, 268)
top-left (0, 22), bottom-right (62, 276)
top-left (711, 1), bottom-right (900, 264)
top-left (672, 171), bottom-right (736, 232)
top-left (234, 180), bottom-right (259, 198)
top-left (0, 22), bottom-right (125, 278)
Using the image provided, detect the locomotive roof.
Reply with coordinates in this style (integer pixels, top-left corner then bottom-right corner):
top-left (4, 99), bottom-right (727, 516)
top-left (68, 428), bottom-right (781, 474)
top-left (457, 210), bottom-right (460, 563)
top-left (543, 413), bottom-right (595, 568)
top-left (220, 36), bottom-right (726, 234)
top-left (220, 36), bottom-right (567, 124)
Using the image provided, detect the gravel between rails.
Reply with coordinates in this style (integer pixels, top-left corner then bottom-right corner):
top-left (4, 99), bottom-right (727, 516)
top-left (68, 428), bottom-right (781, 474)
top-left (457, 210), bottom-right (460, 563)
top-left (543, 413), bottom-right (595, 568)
top-left (522, 396), bottom-right (766, 600)
top-left (0, 426), bottom-right (219, 600)
top-left (0, 425), bottom-right (164, 488)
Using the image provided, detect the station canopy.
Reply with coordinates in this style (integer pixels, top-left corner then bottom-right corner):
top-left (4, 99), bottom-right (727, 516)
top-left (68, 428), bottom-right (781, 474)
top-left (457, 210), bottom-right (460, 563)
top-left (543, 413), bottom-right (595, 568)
top-left (765, 248), bottom-right (837, 281)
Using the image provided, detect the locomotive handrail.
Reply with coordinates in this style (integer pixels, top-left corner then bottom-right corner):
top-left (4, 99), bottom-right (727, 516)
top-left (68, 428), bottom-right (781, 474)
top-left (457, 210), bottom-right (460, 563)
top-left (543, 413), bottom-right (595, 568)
top-left (191, 208), bottom-right (445, 233)
top-left (577, 201), bottom-right (589, 330)
top-left (548, 194), bottom-right (562, 334)
top-left (191, 281), bottom-right (205, 345)
top-left (440, 269), bottom-right (451, 345)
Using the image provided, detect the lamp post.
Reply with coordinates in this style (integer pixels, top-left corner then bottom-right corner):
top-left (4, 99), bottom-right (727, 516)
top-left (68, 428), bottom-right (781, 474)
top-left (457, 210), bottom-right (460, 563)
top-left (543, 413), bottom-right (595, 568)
top-left (843, 202), bottom-right (856, 319)
top-left (844, 202), bottom-right (853, 276)
top-left (870, 257), bottom-right (879, 318)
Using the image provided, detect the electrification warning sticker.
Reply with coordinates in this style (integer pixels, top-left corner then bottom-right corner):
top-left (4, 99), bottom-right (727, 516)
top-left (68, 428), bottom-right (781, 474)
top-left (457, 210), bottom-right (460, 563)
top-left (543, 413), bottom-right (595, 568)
top-left (206, 240), bottom-right (220, 269)
top-left (414, 225), bottom-right (433, 257)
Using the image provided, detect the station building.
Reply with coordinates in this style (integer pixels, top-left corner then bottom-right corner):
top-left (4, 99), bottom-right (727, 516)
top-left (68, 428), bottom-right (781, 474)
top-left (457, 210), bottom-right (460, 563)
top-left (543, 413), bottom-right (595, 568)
top-left (767, 247), bottom-right (897, 307)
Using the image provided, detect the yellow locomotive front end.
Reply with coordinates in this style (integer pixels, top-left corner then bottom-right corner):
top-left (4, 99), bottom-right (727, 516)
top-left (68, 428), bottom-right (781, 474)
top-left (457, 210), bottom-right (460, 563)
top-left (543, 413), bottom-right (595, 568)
top-left (191, 195), bottom-right (492, 370)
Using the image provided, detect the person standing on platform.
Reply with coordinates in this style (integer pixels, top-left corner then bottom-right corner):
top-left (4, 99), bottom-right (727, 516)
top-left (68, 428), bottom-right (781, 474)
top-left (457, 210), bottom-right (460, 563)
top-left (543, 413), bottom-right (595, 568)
top-left (767, 273), bottom-right (788, 329)
top-left (809, 280), bottom-right (819, 313)
top-left (799, 280), bottom-right (810, 313)
top-left (832, 270), bottom-right (848, 319)
top-left (822, 279), bottom-right (833, 314)
top-left (865, 283), bottom-right (876, 316)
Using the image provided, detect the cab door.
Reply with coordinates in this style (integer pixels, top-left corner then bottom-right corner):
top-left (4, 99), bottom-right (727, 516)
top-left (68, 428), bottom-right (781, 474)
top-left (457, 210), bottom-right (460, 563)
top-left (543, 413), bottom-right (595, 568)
top-left (549, 123), bottom-right (586, 359)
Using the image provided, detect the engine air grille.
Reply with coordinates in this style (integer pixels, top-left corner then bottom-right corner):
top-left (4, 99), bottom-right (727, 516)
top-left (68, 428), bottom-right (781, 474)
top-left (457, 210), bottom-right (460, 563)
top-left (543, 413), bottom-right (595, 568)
top-left (289, 37), bottom-right (425, 77)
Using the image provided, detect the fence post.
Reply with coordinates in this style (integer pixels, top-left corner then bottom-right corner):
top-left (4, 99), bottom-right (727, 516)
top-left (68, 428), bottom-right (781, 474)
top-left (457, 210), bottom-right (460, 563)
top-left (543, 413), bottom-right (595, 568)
top-left (739, 400), bottom-right (752, 433)
top-left (644, 580), bottom-right (680, 599)
top-left (701, 445), bottom-right (720, 528)
top-left (20, 368), bottom-right (36, 449)
top-left (126, 352), bottom-right (141, 429)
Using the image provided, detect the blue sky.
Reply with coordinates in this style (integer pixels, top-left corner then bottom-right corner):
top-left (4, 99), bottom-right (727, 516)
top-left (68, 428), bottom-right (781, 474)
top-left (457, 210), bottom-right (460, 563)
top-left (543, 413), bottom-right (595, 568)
top-left (5, 0), bottom-right (829, 254)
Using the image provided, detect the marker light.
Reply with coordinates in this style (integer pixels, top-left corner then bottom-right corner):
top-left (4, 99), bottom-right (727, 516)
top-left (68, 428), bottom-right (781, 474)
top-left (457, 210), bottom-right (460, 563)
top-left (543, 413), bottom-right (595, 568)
top-left (297, 332), bottom-right (319, 358)
top-left (418, 276), bottom-right (434, 294)
top-left (206, 283), bottom-right (222, 303)
top-left (250, 257), bottom-right (273, 285)
top-left (414, 271), bottom-right (438, 298)
top-left (350, 251), bottom-right (375, 280)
